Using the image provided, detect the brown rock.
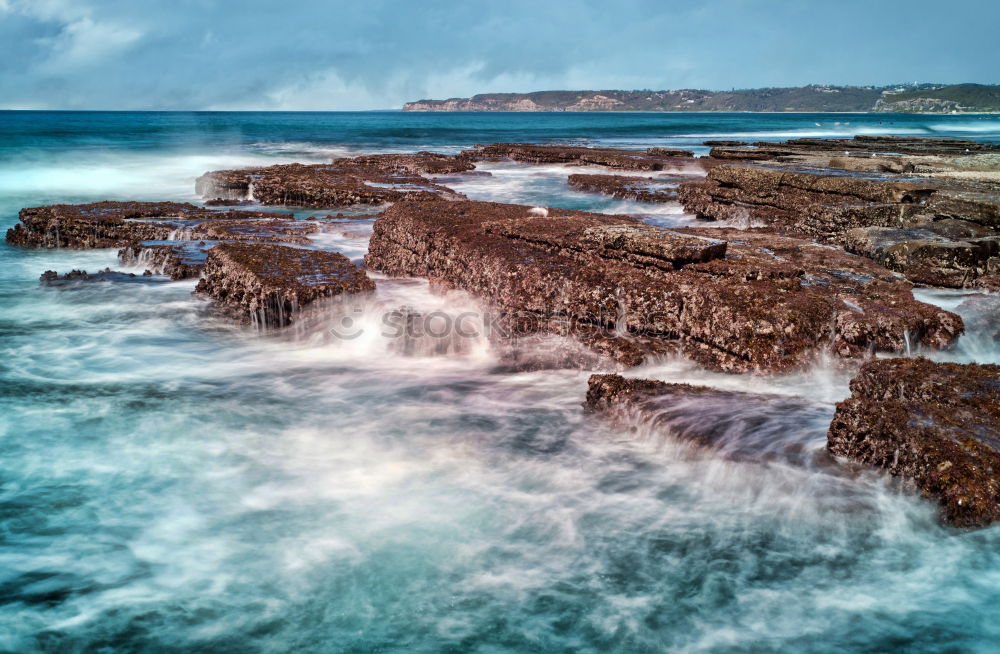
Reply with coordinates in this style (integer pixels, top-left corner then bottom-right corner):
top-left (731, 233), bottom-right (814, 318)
top-left (973, 274), bottom-right (1000, 292)
top-left (646, 147), bottom-right (697, 158)
top-left (365, 199), bottom-right (962, 373)
top-left (678, 163), bottom-right (1000, 287)
top-left (195, 243), bottom-right (375, 327)
top-left (185, 218), bottom-right (321, 244)
top-left (828, 358), bottom-right (1000, 528)
top-left (5, 201), bottom-right (293, 249)
top-left (39, 268), bottom-right (146, 285)
top-left (844, 227), bottom-right (1000, 288)
top-left (707, 135), bottom-right (1000, 172)
top-left (195, 152), bottom-right (472, 208)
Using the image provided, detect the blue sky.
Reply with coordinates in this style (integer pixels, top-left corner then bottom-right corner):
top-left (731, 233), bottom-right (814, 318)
top-left (1, 0), bottom-right (997, 110)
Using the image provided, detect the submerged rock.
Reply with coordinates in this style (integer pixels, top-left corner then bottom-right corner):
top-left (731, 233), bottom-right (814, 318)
top-left (195, 243), bottom-right (375, 327)
top-left (955, 294), bottom-right (1000, 342)
top-left (6, 201), bottom-right (294, 249)
top-left (828, 358), bottom-right (1000, 528)
top-left (461, 143), bottom-right (701, 171)
top-left (365, 199), bottom-right (962, 373)
top-left (39, 268), bottom-right (161, 285)
top-left (195, 152), bottom-right (472, 207)
top-left (585, 374), bottom-right (826, 464)
top-left (567, 173), bottom-right (684, 202)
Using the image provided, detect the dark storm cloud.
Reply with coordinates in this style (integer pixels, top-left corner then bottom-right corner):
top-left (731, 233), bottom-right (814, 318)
top-left (1, 0), bottom-right (997, 110)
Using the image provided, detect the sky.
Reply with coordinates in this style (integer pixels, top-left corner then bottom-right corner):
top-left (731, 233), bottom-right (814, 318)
top-left (1, 0), bottom-right (998, 110)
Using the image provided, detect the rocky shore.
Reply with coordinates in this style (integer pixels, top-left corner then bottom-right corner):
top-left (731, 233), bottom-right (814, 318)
top-left (366, 198), bottom-right (961, 372)
top-left (678, 137), bottom-right (1000, 287)
top-left (195, 243), bottom-right (374, 327)
top-left (5, 201), bottom-right (292, 249)
top-left (828, 358), bottom-right (1000, 527)
top-left (195, 152), bottom-right (473, 207)
top-left (7, 134), bottom-right (999, 527)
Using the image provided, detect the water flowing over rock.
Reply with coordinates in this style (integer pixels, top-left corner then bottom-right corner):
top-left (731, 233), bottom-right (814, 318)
top-left (117, 243), bottom-right (213, 280)
top-left (195, 243), bottom-right (375, 328)
top-left (195, 152), bottom-right (473, 207)
top-left (460, 143), bottom-right (700, 170)
top-left (828, 358), bottom-right (1000, 528)
top-left (5, 201), bottom-right (295, 249)
top-left (365, 199), bottom-right (962, 373)
top-left (567, 173), bottom-right (685, 202)
top-left (584, 374), bottom-right (827, 464)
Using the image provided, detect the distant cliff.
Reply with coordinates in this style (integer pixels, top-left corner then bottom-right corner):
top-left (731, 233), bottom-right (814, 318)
top-left (403, 84), bottom-right (1000, 113)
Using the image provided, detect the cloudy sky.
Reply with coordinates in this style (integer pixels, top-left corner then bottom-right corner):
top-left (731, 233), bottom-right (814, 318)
top-left (1, 0), bottom-right (997, 110)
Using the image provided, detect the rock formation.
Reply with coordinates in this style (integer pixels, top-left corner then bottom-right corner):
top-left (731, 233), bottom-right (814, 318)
top-left (5, 201), bottom-right (295, 249)
top-left (678, 137), bottom-right (1000, 287)
top-left (195, 152), bottom-right (473, 207)
top-left (460, 143), bottom-right (700, 171)
top-left (365, 199), bottom-right (962, 373)
top-left (195, 243), bottom-right (375, 327)
top-left (828, 358), bottom-right (1000, 527)
top-left (117, 243), bottom-right (213, 280)
top-left (567, 174), bottom-right (684, 202)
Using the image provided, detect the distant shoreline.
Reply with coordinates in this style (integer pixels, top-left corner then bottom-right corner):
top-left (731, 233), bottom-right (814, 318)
top-left (403, 84), bottom-right (1000, 114)
top-left (400, 110), bottom-right (1000, 115)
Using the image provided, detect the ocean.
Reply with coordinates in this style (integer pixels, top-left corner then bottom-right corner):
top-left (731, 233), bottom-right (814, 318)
top-left (2, 111), bottom-right (1000, 653)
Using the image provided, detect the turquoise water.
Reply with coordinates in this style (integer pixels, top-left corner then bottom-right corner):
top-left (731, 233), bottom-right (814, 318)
top-left (2, 111), bottom-right (1000, 653)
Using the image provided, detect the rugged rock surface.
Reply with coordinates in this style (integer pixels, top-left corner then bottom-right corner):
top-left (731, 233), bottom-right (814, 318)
top-left (828, 358), bottom-right (1000, 528)
top-left (181, 218), bottom-right (320, 244)
top-left (195, 152), bottom-right (472, 207)
top-left (460, 143), bottom-right (701, 171)
top-left (646, 147), bottom-right (697, 158)
top-left (679, 165), bottom-right (939, 237)
top-left (706, 135), bottom-right (1000, 173)
top-left (195, 243), bottom-right (375, 327)
top-left (365, 199), bottom-right (962, 372)
top-left (584, 374), bottom-right (827, 463)
top-left (567, 173), bottom-right (685, 202)
top-left (5, 201), bottom-right (294, 249)
top-left (843, 226), bottom-right (1000, 287)
top-left (679, 164), bottom-right (1000, 286)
